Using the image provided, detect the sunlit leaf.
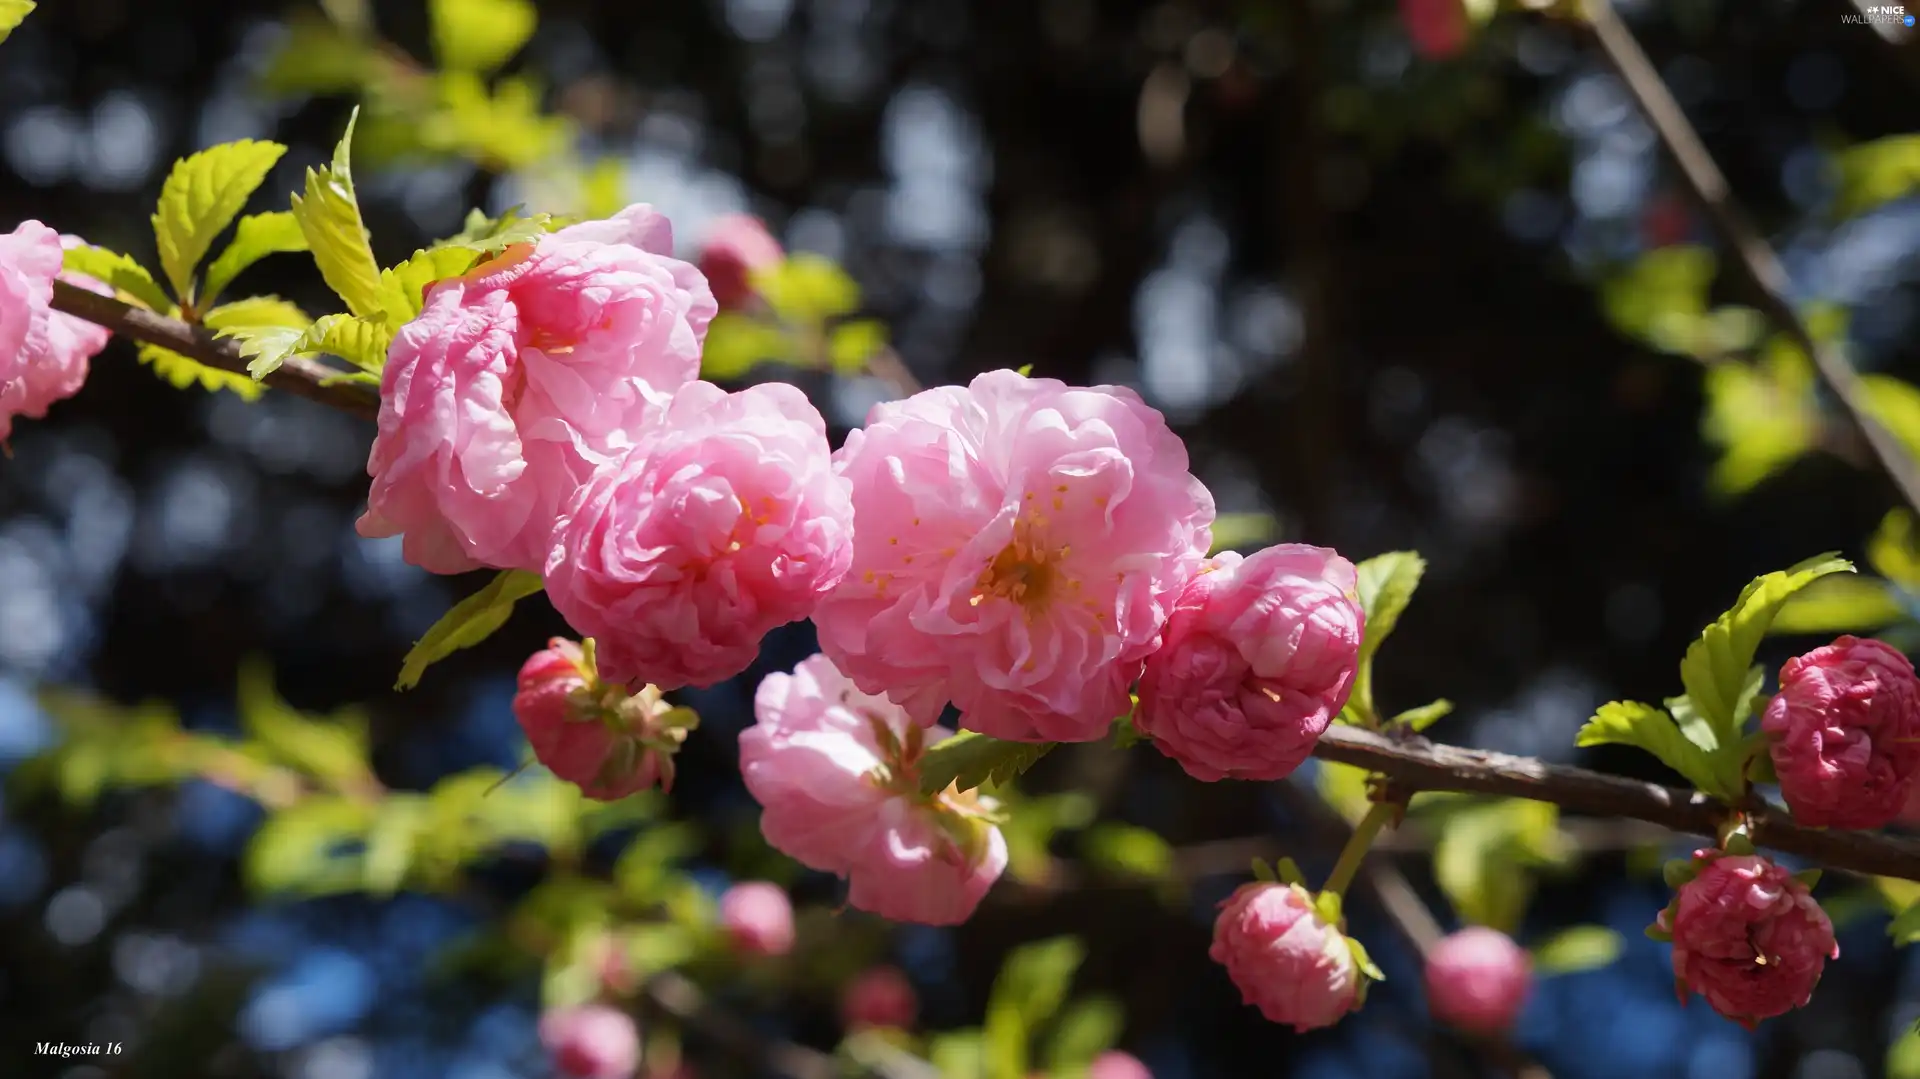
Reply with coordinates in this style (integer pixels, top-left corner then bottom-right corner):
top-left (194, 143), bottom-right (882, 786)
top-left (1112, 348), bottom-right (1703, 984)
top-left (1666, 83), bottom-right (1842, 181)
top-left (1872, 510), bottom-right (1920, 589)
top-left (826, 318), bottom-right (888, 374)
top-left (1078, 823), bottom-right (1173, 882)
top-left (1040, 996), bottom-right (1124, 1074)
top-left (1701, 336), bottom-right (1820, 497)
top-left (1208, 512), bottom-right (1280, 555)
top-left (203, 212), bottom-right (309, 305)
top-left (396, 570), bottom-right (545, 690)
top-left (1529, 925), bottom-right (1623, 975)
top-left (700, 313), bottom-right (796, 379)
top-left (1769, 573), bottom-right (1907, 635)
top-left (137, 342), bottom-right (265, 399)
top-left (259, 13), bottom-right (378, 96)
top-left (363, 795), bottom-right (426, 896)
top-left (151, 140), bottom-right (288, 301)
top-left (430, 0), bottom-right (536, 74)
top-left (0, 1), bottom-right (36, 43)
top-left (983, 937), bottom-right (1085, 1079)
top-left (918, 731), bottom-right (1055, 796)
top-left (235, 656), bottom-right (372, 791)
top-left (377, 246), bottom-right (480, 323)
top-left (61, 245), bottom-right (174, 314)
top-left (244, 796), bottom-right (377, 897)
top-left (1835, 134), bottom-right (1920, 220)
top-left (1576, 700), bottom-right (1736, 799)
top-left (291, 109), bottom-right (385, 318)
top-left (1601, 245), bottom-right (1714, 355)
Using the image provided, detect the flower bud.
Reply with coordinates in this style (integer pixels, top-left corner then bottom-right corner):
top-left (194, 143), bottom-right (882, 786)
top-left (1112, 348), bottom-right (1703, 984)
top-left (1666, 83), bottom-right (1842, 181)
top-left (1423, 927), bottom-right (1532, 1036)
top-left (719, 881), bottom-right (796, 957)
top-left (513, 638), bottom-right (697, 800)
top-left (697, 214), bottom-right (784, 310)
top-left (1208, 881), bottom-right (1363, 1032)
top-left (840, 965), bottom-right (919, 1031)
top-left (1654, 848), bottom-right (1837, 1029)
top-left (540, 1004), bottom-right (640, 1079)
top-left (1762, 635), bottom-right (1920, 829)
top-left (1088, 1051), bottom-right (1154, 1079)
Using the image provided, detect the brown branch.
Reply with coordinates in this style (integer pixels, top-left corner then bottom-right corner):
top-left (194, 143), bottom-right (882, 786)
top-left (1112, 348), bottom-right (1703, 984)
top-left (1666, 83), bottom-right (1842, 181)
top-left (49, 280), bottom-right (380, 421)
top-left (1582, 0), bottom-right (1920, 517)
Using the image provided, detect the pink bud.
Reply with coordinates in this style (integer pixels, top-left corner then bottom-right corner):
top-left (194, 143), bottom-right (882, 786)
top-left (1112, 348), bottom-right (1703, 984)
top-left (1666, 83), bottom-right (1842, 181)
top-left (840, 965), bottom-right (919, 1031)
top-left (1209, 882), bottom-right (1361, 1032)
top-left (1762, 635), bottom-right (1920, 829)
top-left (513, 638), bottom-right (694, 800)
top-left (719, 881), bottom-right (796, 957)
top-left (697, 214), bottom-right (784, 310)
top-left (1400, 0), bottom-right (1470, 59)
top-left (1088, 1051), bottom-right (1154, 1079)
top-left (540, 1004), bottom-right (640, 1079)
top-left (1423, 927), bottom-right (1532, 1036)
top-left (1655, 849), bottom-right (1837, 1028)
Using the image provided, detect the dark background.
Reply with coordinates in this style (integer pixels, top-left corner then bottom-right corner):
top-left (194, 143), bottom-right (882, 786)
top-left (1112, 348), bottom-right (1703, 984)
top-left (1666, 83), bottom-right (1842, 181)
top-left (3, 0), bottom-right (1919, 1076)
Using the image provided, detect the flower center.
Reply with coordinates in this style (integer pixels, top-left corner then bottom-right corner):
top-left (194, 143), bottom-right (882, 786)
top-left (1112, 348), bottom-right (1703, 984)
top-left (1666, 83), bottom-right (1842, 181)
top-left (974, 513), bottom-right (1069, 613)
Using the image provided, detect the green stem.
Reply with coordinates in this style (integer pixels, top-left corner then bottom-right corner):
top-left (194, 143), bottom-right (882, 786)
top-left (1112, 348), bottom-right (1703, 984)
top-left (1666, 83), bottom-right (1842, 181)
top-left (1322, 801), bottom-right (1396, 898)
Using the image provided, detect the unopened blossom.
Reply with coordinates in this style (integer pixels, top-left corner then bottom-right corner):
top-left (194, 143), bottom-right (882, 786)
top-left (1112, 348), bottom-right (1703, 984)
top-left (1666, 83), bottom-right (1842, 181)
top-left (1, 223), bottom-right (113, 441)
top-left (513, 637), bottom-right (697, 799)
top-left (359, 203), bottom-right (715, 575)
top-left (1655, 848), bottom-right (1837, 1029)
top-left (719, 881), bottom-right (796, 957)
top-left (1401, 0), bottom-right (1470, 59)
top-left (1135, 546), bottom-right (1362, 781)
top-left (1087, 1051), bottom-right (1154, 1079)
top-left (544, 380), bottom-right (854, 690)
top-left (698, 214), bottom-right (784, 310)
top-left (540, 1004), bottom-right (641, 1079)
top-left (1209, 881), bottom-right (1362, 1032)
top-left (740, 654), bottom-right (1007, 925)
top-left (1423, 927), bottom-right (1532, 1036)
top-left (813, 369), bottom-right (1215, 742)
top-left (840, 965), bottom-right (919, 1031)
top-left (1762, 635), bottom-right (1920, 829)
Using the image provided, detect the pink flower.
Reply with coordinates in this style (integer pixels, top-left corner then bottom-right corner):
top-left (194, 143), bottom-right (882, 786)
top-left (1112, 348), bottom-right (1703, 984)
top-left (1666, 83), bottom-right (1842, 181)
top-left (814, 369), bottom-right (1215, 742)
top-left (540, 1004), bottom-right (640, 1079)
top-left (719, 881), bottom-right (796, 957)
top-left (1761, 635), bottom-right (1920, 830)
top-left (698, 214), bottom-right (784, 310)
top-left (1135, 546), bottom-right (1362, 781)
top-left (1655, 849), bottom-right (1836, 1029)
top-left (1088, 1051), bottom-right (1154, 1079)
top-left (1423, 927), bottom-right (1532, 1036)
top-left (740, 654), bottom-right (1008, 925)
top-left (358, 203), bottom-right (715, 575)
top-left (513, 637), bottom-right (696, 799)
top-left (840, 965), bottom-right (919, 1031)
top-left (1210, 881), bottom-right (1361, 1031)
top-left (544, 381), bottom-right (854, 690)
top-left (0, 224), bottom-right (113, 441)
top-left (1400, 0), bottom-right (1470, 59)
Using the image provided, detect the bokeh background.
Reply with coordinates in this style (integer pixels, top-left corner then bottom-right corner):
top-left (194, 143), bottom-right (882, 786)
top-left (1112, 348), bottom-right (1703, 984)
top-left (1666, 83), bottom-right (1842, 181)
top-left (6, 0), bottom-right (1920, 1077)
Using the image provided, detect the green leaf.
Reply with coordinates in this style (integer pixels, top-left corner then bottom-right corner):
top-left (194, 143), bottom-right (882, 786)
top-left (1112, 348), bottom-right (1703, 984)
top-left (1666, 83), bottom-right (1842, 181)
top-left (377, 246), bottom-right (480, 323)
top-left (1354, 551), bottom-right (1425, 663)
top-left (826, 318), bottom-right (888, 374)
top-left (1274, 857), bottom-right (1308, 887)
top-left (1644, 923), bottom-right (1673, 942)
top-left (1769, 573), bottom-right (1907, 635)
top-left (1208, 512), bottom-right (1281, 556)
top-left (202, 212), bottom-right (309, 305)
top-left (1575, 700), bottom-right (1734, 799)
top-left (0, 1), bottom-right (36, 43)
top-left (151, 140), bottom-right (288, 301)
top-left (1389, 699), bottom-right (1453, 732)
top-left (917, 730), bottom-right (1056, 796)
top-left (1662, 855), bottom-right (1702, 890)
top-left (396, 570), bottom-right (544, 690)
top-left (291, 109), bottom-right (385, 318)
top-left (258, 13), bottom-right (377, 96)
top-left (1679, 554), bottom-right (1854, 752)
top-left (244, 796), bottom-right (377, 896)
top-left (204, 295), bottom-right (311, 332)
top-left (430, 0), bottom-right (536, 73)
top-left (1835, 134), bottom-right (1920, 221)
top-left (1862, 374), bottom-right (1920, 465)
top-left (1250, 858), bottom-right (1278, 883)
top-left (438, 205), bottom-right (557, 253)
top-left (699, 312), bottom-right (796, 379)
top-left (1890, 1027), bottom-right (1920, 1079)
top-left (621, 923), bottom-right (697, 973)
top-left (136, 342), bottom-right (266, 399)
top-left (1346, 934), bottom-right (1386, 983)
top-left (1601, 245), bottom-right (1715, 356)
top-left (1529, 925), bottom-right (1623, 975)
top-left (756, 255), bottom-right (862, 322)
top-left (1040, 996), bottom-right (1124, 1074)
top-left (236, 657), bottom-right (372, 790)
top-left (929, 1033), bottom-right (986, 1079)
top-left (1892, 898), bottom-right (1920, 946)
top-left (983, 937), bottom-right (1086, 1079)
top-left (1701, 336), bottom-right (1819, 497)
top-left (1078, 823), bottom-right (1174, 882)
top-left (1430, 800), bottom-right (1566, 934)
top-left (61, 245), bottom-right (174, 314)
top-left (613, 824), bottom-right (701, 904)
top-left (1873, 511), bottom-right (1920, 589)
top-left (1014, 363), bottom-right (1034, 377)
top-left (363, 795), bottom-right (425, 895)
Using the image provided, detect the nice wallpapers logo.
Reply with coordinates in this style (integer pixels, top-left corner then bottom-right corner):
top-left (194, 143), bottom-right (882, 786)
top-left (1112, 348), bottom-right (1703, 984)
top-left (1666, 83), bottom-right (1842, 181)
top-left (34, 1042), bottom-right (123, 1058)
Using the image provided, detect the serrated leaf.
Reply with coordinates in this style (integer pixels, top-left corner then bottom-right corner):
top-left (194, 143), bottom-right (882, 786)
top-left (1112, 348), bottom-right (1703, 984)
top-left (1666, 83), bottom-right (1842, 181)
top-left (1529, 925), bottom-right (1622, 975)
top-left (0, 1), bottom-right (35, 44)
top-left (291, 109), bottom-right (385, 318)
top-left (151, 140), bottom-right (288, 301)
top-left (430, 0), bottom-right (536, 73)
top-left (61, 245), bottom-right (174, 314)
top-left (137, 342), bottom-right (265, 399)
top-left (204, 296), bottom-right (310, 332)
top-left (377, 246), bottom-right (479, 323)
top-left (1679, 554), bottom-right (1854, 753)
top-left (1390, 699), bottom-right (1453, 732)
top-left (202, 212), bottom-right (309, 305)
top-left (917, 730), bottom-right (1056, 796)
top-left (224, 313), bottom-right (390, 378)
top-left (396, 569), bottom-right (544, 690)
top-left (1576, 700), bottom-right (1734, 799)
top-left (1354, 551), bottom-right (1425, 663)
top-left (1892, 898), bottom-right (1920, 946)
top-left (1770, 573), bottom-right (1908, 635)
top-left (1040, 996), bottom-right (1123, 1073)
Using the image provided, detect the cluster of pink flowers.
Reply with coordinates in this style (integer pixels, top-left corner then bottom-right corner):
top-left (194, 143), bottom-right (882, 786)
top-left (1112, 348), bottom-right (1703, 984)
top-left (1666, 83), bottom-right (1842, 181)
top-left (0, 222), bottom-right (113, 442)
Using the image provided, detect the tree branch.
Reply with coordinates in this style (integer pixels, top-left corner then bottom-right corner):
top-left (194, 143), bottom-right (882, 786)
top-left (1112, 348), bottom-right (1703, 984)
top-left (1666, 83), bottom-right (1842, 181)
top-left (1582, 0), bottom-right (1920, 517)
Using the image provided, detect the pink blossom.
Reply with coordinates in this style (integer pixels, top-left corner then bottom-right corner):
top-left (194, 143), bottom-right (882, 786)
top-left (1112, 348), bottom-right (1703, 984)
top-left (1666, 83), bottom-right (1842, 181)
top-left (1762, 635), bottom-right (1920, 829)
top-left (512, 637), bottom-right (695, 799)
top-left (814, 369), bottom-right (1214, 742)
top-left (740, 654), bottom-right (1008, 925)
top-left (698, 214), bottom-right (784, 310)
top-left (0, 224), bottom-right (113, 441)
top-left (540, 1004), bottom-right (640, 1079)
top-left (719, 881), bottom-right (796, 957)
top-left (1135, 546), bottom-right (1362, 781)
top-left (358, 203), bottom-right (715, 574)
top-left (840, 965), bottom-right (919, 1031)
top-left (1655, 849), bottom-right (1836, 1028)
top-left (1088, 1051), bottom-right (1154, 1079)
top-left (1400, 0), bottom-right (1470, 59)
top-left (544, 381), bottom-right (854, 690)
top-left (1209, 881), bottom-right (1361, 1032)
top-left (1423, 927), bottom-right (1532, 1036)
